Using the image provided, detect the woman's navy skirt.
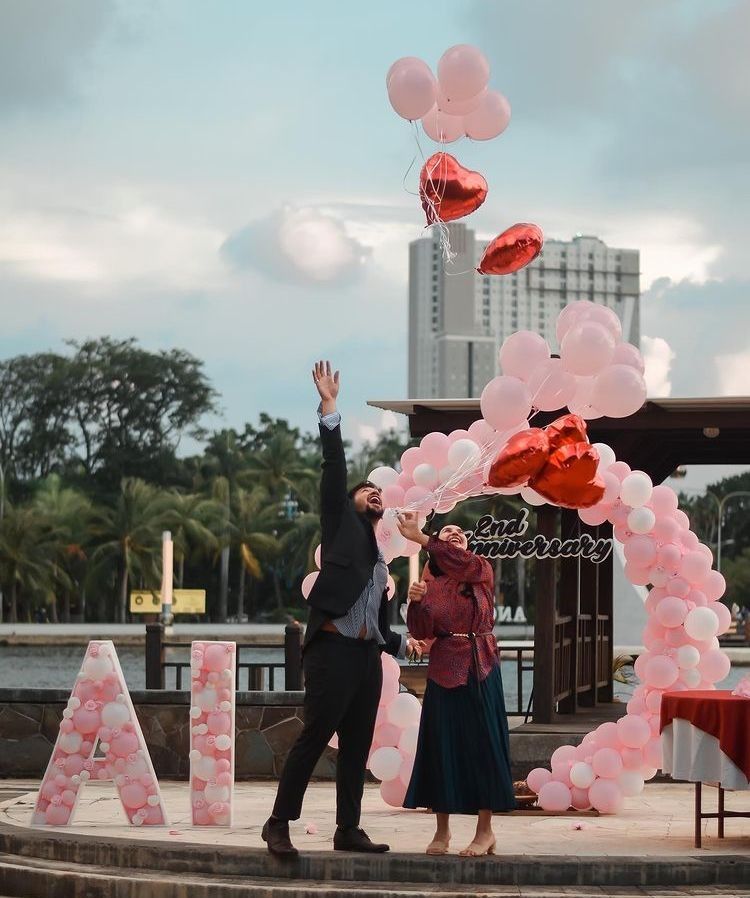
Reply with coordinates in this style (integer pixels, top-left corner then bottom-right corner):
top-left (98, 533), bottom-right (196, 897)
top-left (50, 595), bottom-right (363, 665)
top-left (403, 663), bottom-right (516, 815)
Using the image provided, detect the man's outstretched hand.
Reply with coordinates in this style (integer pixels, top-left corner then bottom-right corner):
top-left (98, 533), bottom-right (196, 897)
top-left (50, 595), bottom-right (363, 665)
top-left (312, 360), bottom-right (340, 416)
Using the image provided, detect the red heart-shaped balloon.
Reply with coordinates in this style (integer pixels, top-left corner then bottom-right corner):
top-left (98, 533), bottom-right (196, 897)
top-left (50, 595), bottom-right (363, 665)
top-left (487, 428), bottom-right (550, 488)
top-left (544, 413), bottom-right (588, 452)
top-left (477, 223), bottom-right (543, 275)
top-left (419, 152), bottom-right (488, 225)
top-left (529, 442), bottom-right (605, 509)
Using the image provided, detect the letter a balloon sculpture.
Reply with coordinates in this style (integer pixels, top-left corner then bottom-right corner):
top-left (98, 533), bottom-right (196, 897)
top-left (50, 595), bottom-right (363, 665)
top-left (313, 297), bottom-right (733, 816)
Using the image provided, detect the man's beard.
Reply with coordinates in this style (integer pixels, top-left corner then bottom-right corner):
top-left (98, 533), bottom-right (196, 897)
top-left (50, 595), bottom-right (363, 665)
top-left (365, 505), bottom-right (385, 521)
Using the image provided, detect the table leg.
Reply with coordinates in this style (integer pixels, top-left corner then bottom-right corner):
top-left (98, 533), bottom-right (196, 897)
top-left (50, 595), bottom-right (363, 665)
top-left (718, 787), bottom-right (724, 839)
top-left (695, 782), bottom-right (701, 849)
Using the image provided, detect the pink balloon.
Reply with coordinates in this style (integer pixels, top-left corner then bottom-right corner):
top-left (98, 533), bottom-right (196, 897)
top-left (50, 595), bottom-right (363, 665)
top-left (374, 723), bottom-right (401, 748)
top-left (666, 577), bottom-right (690, 598)
top-left (556, 300), bottom-right (593, 344)
top-left (612, 343), bottom-right (645, 373)
top-left (421, 105), bottom-right (464, 143)
top-left (467, 418), bottom-right (496, 447)
top-left (403, 485), bottom-right (434, 513)
top-left (120, 782), bottom-right (148, 810)
top-left (643, 737), bottom-right (662, 769)
top-left (480, 376), bottom-right (532, 431)
top-left (45, 801), bottom-right (71, 825)
top-left (579, 504), bottom-right (610, 527)
top-left (301, 571), bottom-right (318, 600)
top-left (588, 778), bottom-right (624, 814)
top-left (655, 596), bottom-right (688, 629)
top-left (207, 711), bottom-right (231, 735)
top-left (698, 649), bottom-right (730, 683)
top-left (463, 89), bottom-right (511, 140)
top-left (711, 601), bottom-right (731, 634)
top-left (527, 358), bottom-right (577, 412)
top-left (656, 543), bottom-right (682, 571)
top-left (601, 473), bottom-right (620, 504)
top-left (436, 83), bottom-right (487, 116)
top-left (567, 375), bottom-right (602, 420)
top-left (203, 643), bottom-right (231, 673)
top-left (591, 365), bottom-right (647, 419)
top-left (72, 703), bottom-right (101, 735)
top-left (621, 747), bottom-right (644, 770)
top-left (650, 485), bottom-right (679, 516)
top-left (570, 786), bottom-right (592, 810)
top-left (499, 331), bottom-right (550, 381)
top-left (644, 655), bottom-right (679, 689)
top-left (616, 715), bottom-right (651, 749)
top-left (594, 721), bottom-right (621, 749)
top-left (592, 748), bottom-right (623, 779)
top-left (623, 534), bottom-right (657, 568)
top-left (608, 462), bottom-right (632, 482)
top-left (399, 446), bottom-right (422, 476)
top-left (624, 561), bottom-right (651, 587)
top-left (526, 767), bottom-right (552, 793)
top-left (673, 509), bottom-right (690, 530)
top-left (437, 44), bottom-right (490, 101)
top-left (419, 432), bottom-right (450, 468)
top-left (702, 570), bottom-right (726, 601)
top-left (537, 781), bottom-right (571, 812)
top-left (109, 730), bottom-right (139, 758)
top-left (381, 484), bottom-right (405, 508)
top-left (387, 57), bottom-right (437, 120)
top-left (680, 551), bottom-right (711, 585)
top-left (561, 321), bottom-right (616, 376)
top-left (380, 776), bottom-right (407, 808)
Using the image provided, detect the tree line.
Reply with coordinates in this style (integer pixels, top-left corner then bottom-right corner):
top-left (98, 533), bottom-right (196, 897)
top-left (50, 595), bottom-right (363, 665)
top-left (0, 337), bottom-right (745, 624)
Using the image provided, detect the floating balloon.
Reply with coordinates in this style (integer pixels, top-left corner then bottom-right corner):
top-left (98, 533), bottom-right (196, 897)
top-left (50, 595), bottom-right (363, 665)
top-left (437, 44), bottom-right (490, 102)
top-left (421, 105), bottom-right (464, 143)
top-left (477, 223), bottom-right (543, 276)
top-left (419, 152), bottom-right (488, 225)
top-left (487, 428), bottom-right (549, 488)
top-left (387, 57), bottom-right (437, 120)
top-left (463, 90), bottom-right (511, 140)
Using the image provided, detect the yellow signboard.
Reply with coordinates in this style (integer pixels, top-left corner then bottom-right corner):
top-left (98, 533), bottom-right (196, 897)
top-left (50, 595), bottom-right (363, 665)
top-left (129, 589), bottom-right (206, 614)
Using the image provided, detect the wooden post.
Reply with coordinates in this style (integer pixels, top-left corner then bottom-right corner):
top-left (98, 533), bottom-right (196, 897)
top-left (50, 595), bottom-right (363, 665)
top-left (558, 510), bottom-right (580, 714)
top-left (145, 622), bottom-right (165, 689)
top-left (284, 621), bottom-right (302, 690)
top-left (532, 505), bottom-right (558, 723)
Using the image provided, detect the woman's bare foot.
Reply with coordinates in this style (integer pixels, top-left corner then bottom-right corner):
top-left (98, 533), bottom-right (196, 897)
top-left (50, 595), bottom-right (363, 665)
top-left (425, 830), bottom-right (451, 855)
top-left (459, 832), bottom-right (496, 857)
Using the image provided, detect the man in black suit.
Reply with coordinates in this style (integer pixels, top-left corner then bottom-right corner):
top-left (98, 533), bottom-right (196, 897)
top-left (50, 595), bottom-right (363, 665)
top-left (262, 361), bottom-right (415, 858)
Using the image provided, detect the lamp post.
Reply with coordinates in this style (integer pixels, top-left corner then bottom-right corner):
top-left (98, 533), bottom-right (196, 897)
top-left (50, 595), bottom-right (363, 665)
top-left (716, 491), bottom-right (750, 574)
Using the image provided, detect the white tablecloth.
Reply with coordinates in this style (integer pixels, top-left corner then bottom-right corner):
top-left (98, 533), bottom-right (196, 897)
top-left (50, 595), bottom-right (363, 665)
top-left (661, 719), bottom-right (750, 791)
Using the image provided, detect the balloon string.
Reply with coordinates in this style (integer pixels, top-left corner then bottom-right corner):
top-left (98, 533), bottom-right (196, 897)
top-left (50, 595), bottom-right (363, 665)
top-left (411, 121), bottom-right (457, 265)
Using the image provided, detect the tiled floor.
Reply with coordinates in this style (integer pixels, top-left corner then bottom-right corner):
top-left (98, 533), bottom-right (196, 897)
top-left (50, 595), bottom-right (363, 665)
top-left (2, 779), bottom-right (749, 857)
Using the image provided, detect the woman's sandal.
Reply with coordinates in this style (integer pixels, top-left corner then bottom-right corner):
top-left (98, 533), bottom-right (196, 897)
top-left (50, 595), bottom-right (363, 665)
top-left (425, 834), bottom-right (451, 855)
top-left (459, 837), bottom-right (496, 857)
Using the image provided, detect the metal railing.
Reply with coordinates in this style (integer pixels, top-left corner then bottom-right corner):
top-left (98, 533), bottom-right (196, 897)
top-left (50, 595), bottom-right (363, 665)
top-left (145, 622), bottom-right (302, 691)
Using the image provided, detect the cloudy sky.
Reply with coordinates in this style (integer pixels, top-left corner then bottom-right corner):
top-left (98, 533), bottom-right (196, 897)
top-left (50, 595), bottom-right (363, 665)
top-left (1, 0), bottom-right (748, 489)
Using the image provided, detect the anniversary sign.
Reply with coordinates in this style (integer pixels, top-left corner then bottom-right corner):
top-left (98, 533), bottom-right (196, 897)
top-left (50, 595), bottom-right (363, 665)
top-left (467, 509), bottom-right (612, 565)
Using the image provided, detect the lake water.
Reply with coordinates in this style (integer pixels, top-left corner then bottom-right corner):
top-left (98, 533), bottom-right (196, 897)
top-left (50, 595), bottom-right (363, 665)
top-left (0, 645), bottom-right (745, 712)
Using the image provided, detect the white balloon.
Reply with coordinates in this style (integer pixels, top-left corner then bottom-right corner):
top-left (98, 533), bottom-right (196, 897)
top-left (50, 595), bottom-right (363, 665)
top-left (620, 472), bottom-right (653, 508)
top-left (680, 667), bottom-right (701, 688)
top-left (592, 442), bottom-right (616, 471)
top-left (196, 687), bottom-right (218, 712)
top-left (194, 756), bottom-right (217, 781)
top-left (618, 770), bottom-right (645, 797)
top-left (627, 507), bottom-right (656, 534)
top-left (676, 644), bottom-right (700, 670)
top-left (84, 655), bottom-right (111, 680)
top-left (60, 732), bottom-right (83, 754)
top-left (204, 782), bottom-right (230, 803)
top-left (386, 692), bottom-right (422, 728)
top-left (684, 606), bottom-right (719, 641)
top-left (413, 463), bottom-right (439, 489)
top-left (447, 438), bottom-right (481, 470)
top-left (398, 725), bottom-right (420, 757)
top-left (215, 734), bottom-right (232, 751)
top-left (570, 761), bottom-right (596, 789)
top-left (369, 746), bottom-right (403, 782)
top-left (101, 701), bottom-right (130, 729)
top-left (368, 466), bottom-right (400, 489)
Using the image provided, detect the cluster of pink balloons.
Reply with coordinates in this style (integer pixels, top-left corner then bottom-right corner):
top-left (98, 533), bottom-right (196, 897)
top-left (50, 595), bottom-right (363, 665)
top-left (527, 453), bottom-right (731, 813)
top-left (32, 641), bottom-right (167, 826)
top-left (302, 543), bottom-right (396, 599)
top-left (330, 655), bottom-right (422, 807)
top-left (387, 45), bottom-right (511, 143)
top-left (485, 300), bottom-right (647, 426)
top-left (189, 641), bottom-right (236, 826)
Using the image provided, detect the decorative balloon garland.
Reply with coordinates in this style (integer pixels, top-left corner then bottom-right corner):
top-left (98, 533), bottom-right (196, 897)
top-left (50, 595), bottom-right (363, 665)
top-left (304, 298), bottom-right (732, 814)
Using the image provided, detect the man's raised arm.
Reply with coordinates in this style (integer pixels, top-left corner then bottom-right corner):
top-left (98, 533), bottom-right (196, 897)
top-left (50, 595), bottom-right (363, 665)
top-left (313, 359), bottom-right (347, 514)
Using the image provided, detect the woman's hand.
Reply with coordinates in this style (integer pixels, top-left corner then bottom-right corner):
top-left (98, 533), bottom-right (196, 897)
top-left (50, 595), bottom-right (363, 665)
top-left (408, 580), bottom-right (427, 603)
top-left (406, 637), bottom-right (430, 661)
top-left (396, 511), bottom-right (429, 547)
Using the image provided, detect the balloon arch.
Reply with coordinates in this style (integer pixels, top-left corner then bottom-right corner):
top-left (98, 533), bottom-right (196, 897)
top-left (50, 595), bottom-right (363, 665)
top-left (305, 300), bottom-right (731, 815)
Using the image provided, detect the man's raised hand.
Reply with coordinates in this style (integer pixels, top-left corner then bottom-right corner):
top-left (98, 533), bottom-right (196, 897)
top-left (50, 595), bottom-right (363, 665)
top-left (312, 360), bottom-right (340, 415)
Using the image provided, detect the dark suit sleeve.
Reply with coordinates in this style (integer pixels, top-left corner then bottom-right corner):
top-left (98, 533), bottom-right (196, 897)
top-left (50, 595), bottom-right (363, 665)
top-left (318, 422), bottom-right (348, 515)
top-left (379, 591), bottom-right (405, 657)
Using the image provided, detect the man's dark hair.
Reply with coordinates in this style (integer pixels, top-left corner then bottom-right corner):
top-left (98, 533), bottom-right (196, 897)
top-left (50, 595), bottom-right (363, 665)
top-left (347, 480), bottom-right (380, 499)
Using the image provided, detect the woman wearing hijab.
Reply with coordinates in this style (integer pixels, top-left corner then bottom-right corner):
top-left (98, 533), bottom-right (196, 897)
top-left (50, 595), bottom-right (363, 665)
top-left (396, 511), bottom-right (515, 857)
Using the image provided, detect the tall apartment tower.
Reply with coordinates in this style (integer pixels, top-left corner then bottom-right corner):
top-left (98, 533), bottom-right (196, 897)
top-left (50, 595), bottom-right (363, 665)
top-left (408, 223), bottom-right (640, 398)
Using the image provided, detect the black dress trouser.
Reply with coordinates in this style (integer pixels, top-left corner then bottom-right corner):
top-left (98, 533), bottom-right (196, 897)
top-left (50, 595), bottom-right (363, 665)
top-left (272, 631), bottom-right (383, 827)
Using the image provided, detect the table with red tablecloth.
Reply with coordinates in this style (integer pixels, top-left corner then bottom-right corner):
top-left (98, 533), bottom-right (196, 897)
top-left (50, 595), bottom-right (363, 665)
top-left (660, 690), bottom-right (750, 847)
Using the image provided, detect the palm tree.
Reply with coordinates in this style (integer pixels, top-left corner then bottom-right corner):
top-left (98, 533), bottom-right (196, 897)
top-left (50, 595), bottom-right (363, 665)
top-left (244, 427), bottom-right (316, 499)
top-left (163, 491), bottom-right (223, 587)
top-left (32, 475), bottom-right (92, 622)
top-left (0, 504), bottom-right (63, 623)
top-left (232, 487), bottom-right (279, 620)
top-left (90, 478), bottom-right (171, 623)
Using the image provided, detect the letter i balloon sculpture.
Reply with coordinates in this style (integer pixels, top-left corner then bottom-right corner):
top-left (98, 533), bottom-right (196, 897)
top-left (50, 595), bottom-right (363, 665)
top-left (302, 298), bottom-right (733, 816)
top-left (386, 44), bottom-right (543, 274)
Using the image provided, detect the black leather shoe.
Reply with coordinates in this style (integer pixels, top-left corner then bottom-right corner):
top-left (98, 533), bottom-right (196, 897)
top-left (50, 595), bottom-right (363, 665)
top-left (262, 817), bottom-right (299, 859)
top-left (334, 826), bottom-right (389, 853)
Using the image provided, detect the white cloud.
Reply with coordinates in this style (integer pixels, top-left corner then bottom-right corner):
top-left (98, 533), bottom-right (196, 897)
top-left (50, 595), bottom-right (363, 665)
top-left (715, 349), bottom-right (750, 395)
top-left (642, 335), bottom-right (675, 397)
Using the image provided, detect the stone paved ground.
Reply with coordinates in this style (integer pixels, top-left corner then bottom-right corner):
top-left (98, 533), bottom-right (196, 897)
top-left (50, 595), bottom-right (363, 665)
top-left (1, 779), bottom-right (749, 858)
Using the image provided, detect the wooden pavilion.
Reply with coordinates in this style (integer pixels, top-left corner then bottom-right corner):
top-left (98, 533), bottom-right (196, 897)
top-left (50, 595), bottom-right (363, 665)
top-left (368, 396), bottom-right (750, 723)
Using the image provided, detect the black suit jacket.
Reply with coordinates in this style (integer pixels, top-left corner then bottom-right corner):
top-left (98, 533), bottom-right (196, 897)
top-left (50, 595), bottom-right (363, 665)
top-left (305, 421), bottom-right (402, 656)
